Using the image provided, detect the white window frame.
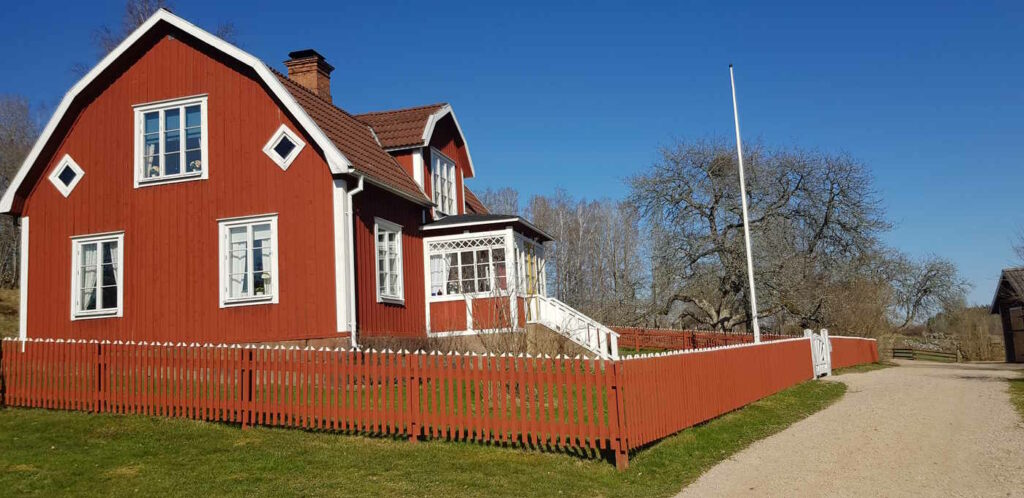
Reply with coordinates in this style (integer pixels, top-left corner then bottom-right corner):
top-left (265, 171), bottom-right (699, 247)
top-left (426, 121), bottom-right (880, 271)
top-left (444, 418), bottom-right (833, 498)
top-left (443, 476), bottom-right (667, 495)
top-left (374, 218), bottom-right (405, 305)
top-left (218, 214), bottom-right (280, 308)
top-left (430, 148), bottom-right (457, 216)
top-left (133, 94), bottom-right (209, 188)
top-left (262, 124), bottom-right (306, 171)
top-left (48, 154), bottom-right (84, 198)
top-left (70, 231), bottom-right (124, 320)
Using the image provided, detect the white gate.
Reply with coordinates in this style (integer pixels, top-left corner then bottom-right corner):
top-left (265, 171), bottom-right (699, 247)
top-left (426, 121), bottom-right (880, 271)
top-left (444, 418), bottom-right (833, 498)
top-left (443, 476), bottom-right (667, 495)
top-left (804, 329), bottom-right (832, 377)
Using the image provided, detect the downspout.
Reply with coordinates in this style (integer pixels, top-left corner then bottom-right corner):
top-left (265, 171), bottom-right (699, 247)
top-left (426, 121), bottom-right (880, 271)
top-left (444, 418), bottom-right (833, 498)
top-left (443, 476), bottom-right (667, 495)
top-left (345, 174), bottom-right (365, 348)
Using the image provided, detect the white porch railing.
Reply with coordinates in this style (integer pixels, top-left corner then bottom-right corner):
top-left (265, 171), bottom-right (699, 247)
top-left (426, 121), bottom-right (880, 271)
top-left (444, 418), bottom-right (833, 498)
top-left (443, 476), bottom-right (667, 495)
top-left (526, 295), bottom-right (619, 360)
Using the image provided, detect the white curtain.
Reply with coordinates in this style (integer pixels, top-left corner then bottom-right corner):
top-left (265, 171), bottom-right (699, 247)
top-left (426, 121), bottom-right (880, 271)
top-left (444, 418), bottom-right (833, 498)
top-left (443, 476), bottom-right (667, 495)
top-left (430, 254), bottom-right (445, 296)
top-left (80, 244), bottom-right (97, 310)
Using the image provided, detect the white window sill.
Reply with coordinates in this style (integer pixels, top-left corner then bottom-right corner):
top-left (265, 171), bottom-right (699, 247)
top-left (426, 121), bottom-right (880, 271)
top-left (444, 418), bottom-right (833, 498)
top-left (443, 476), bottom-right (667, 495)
top-left (136, 172), bottom-right (205, 188)
top-left (221, 296), bottom-right (276, 308)
top-left (72, 309), bottom-right (122, 321)
top-left (429, 291), bottom-right (510, 303)
top-left (378, 295), bottom-right (405, 306)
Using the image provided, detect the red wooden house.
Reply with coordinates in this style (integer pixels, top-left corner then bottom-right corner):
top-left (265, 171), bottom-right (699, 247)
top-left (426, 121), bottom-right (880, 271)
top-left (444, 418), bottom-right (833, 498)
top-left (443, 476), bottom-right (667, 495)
top-left (1, 10), bottom-right (617, 358)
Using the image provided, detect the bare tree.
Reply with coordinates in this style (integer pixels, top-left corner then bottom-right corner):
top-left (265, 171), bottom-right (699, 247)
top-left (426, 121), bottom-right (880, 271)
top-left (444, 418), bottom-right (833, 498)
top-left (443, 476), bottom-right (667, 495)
top-left (479, 187), bottom-right (520, 216)
top-left (0, 96), bottom-right (39, 288)
top-left (79, 0), bottom-right (237, 73)
top-left (889, 254), bottom-right (969, 329)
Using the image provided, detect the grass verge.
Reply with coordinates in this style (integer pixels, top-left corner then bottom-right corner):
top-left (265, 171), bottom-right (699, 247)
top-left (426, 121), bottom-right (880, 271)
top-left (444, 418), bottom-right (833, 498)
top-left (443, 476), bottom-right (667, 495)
top-left (1010, 376), bottom-right (1024, 422)
top-left (0, 381), bottom-right (844, 497)
top-left (832, 362), bottom-right (895, 376)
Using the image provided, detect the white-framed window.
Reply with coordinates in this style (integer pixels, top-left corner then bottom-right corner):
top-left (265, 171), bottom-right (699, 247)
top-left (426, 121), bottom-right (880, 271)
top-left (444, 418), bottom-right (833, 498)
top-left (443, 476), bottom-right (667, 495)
top-left (429, 243), bottom-right (507, 298)
top-left (218, 214), bottom-right (279, 307)
top-left (49, 154), bottom-right (84, 198)
top-left (262, 124), bottom-right (306, 171)
top-left (430, 148), bottom-right (457, 216)
top-left (133, 95), bottom-right (209, 187)
top-left (70, 232), bottom-right (124, 320)
top-left (375, 218), bottom-right (404, 304)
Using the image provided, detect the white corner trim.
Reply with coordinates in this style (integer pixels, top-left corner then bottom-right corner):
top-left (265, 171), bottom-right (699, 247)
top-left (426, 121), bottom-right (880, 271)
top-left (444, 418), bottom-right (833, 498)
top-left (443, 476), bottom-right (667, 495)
top-left (412, 148), bottom-right (424, 188)
top-left (18, 217), bottom-right (28, 341)
top-left (70, 231), bottom-right (125, 321)
top-left (332, 178), bottom-right (351, 334)
top-left (47, 154), bottom-right (84, 198)
top-left (0, 8), bottom-right (353, 214)
top-left (217, 214), bottom-right (280, 308)
top-left (421, 104), bottom-right (475, 177)
top-left (373, 217), bottom-right (405, 304)
top-left (262, 124), bottom-right (306, 171)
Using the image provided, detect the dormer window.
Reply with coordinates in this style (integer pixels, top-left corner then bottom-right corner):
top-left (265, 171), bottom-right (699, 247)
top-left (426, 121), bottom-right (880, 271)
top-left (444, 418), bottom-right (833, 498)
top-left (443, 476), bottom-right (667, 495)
top-left (431, 148), bottom-right (457, 216)
top-left (262, 124), bottom-right (306, 170)
top-left (133, 95), bottom-right (208, 187)
top-left (48, 154), bottom-right (84, 198)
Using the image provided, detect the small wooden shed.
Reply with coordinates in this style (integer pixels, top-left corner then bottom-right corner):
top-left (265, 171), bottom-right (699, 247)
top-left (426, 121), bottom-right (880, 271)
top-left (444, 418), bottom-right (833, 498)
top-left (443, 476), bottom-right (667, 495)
top-left (991, 268), bottom-right (1024, 363)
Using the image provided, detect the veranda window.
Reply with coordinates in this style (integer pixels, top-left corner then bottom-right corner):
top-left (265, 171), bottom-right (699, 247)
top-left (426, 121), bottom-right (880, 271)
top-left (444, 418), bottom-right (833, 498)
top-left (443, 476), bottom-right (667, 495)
top-left (428, 237), bottom-right (507, 298)
top-left (431, 149), bottom-right (457, 216)
top-left (219, 214), bottom-right (279, 307)
top-left (71, 232), bottom-right (124, 319)
top-left (134, 95), bottom-right (208, 186)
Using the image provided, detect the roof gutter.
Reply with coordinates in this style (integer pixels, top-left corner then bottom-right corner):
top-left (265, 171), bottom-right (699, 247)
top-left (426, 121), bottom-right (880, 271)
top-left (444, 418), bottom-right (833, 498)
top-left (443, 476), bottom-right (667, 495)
top-left (346, 174), bottom-right (365, 348)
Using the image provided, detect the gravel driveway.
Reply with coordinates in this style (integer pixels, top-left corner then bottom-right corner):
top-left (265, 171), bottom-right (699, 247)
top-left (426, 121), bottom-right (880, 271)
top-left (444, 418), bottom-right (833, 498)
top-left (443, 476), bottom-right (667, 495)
top-left (677, 360), bottom-right (1024, 497)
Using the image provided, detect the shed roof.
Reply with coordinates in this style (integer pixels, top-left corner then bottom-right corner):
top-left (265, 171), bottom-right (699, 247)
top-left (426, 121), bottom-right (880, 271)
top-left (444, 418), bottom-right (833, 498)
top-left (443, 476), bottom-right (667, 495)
top-left (991, 267), bottom-right (1024, 313)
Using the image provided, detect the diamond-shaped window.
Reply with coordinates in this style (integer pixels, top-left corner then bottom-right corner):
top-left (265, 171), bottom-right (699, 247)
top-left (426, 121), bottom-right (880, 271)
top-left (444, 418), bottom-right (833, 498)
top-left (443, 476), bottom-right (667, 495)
top-left (48, 154), bottom-right (84, 198)
top-left (263, 125), bottom-right (305, 171)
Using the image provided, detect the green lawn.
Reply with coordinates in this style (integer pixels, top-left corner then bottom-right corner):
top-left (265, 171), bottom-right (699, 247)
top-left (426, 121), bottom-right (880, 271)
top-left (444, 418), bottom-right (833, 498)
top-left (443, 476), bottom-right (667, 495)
top-left (1010, 376), bottom-right (1024, 422)
top-left (832, 362), bottom-right (895, 376)
top-left (0, 380), bottom-right (845, 497)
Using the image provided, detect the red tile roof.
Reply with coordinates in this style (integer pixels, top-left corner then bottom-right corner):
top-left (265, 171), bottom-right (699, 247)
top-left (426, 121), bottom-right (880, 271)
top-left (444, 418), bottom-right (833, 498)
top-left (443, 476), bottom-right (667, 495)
top-left (354, 104), bottom-right (446, 150)
top-left (274, 72), bottom-right (429, 204)
top-left (464, 187), bottom-right (488, 214)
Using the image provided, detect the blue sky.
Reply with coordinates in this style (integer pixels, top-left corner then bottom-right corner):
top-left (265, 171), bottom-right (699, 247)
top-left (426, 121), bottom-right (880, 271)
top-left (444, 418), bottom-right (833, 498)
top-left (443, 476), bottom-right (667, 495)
top-left (2, 0), bottom-right (1021, 305)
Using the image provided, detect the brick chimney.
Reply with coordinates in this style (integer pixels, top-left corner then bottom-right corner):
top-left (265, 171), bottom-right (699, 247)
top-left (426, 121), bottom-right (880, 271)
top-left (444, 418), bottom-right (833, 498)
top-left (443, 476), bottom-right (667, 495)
top-left (284, 49), bottom-right (334, 102)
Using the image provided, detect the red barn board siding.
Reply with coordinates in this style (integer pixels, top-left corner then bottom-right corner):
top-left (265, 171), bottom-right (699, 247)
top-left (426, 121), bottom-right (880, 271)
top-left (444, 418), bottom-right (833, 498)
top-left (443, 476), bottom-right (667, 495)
top-left (470, 297), bottom-right (515, 330)
top-left (352, 184), bottom-right (427, 337)
top-left (21, 29), bottom-right (340, 344)
top-left (429, 301), bottom-right (466, 332)
top-left (391, 150), bottom-right (416, 184)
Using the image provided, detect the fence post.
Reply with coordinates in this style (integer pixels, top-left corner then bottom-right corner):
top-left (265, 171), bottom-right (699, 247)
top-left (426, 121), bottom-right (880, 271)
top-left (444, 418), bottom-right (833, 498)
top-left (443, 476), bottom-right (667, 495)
top-left (610, 360), bottom-right (629, 470)
top-left (408, 351), bottom-right (420, 444)
top-left (0, 341), bottom-right (6, 409)
top-left (94, 342), bottom-right (102, 413)
top-left (241, 348), bottom-right (253, 430)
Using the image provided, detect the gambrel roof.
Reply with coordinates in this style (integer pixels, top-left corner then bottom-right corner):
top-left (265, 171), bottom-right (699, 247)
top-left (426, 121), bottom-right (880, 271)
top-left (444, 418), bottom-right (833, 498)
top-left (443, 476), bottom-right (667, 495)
top-left (0, 8), bottom-right (431, 213)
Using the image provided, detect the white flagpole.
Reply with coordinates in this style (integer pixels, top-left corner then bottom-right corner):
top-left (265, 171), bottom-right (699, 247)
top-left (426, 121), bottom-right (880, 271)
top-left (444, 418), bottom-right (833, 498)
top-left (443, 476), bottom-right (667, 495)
top-left (729, 64), bottom-right (761, 343)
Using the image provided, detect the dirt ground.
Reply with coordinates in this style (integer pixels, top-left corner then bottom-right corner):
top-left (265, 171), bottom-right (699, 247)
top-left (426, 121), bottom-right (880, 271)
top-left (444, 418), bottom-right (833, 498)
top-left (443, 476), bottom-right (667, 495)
top-left (678, 360), bottom-right (1024, 497)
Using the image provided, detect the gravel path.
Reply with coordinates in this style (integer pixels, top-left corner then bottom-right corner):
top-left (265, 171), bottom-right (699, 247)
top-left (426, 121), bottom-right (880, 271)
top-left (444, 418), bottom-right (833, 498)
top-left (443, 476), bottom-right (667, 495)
top-left (677, 361), bottom-right (1024, 497)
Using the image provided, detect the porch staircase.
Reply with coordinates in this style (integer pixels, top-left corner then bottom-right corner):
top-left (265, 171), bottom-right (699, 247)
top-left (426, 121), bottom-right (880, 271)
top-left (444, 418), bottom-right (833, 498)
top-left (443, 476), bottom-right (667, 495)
top-left (525, 295), bottom-right (619, 360)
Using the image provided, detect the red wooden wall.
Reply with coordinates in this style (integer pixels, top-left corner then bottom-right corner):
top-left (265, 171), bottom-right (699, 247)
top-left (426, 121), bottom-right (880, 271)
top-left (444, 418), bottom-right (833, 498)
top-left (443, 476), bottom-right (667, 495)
top-left (20, 28), bottom-right (340, 344)
top-left (352, 184), bottom-right (427, 337)
top-left (429, 301), bottom-right (466, 333)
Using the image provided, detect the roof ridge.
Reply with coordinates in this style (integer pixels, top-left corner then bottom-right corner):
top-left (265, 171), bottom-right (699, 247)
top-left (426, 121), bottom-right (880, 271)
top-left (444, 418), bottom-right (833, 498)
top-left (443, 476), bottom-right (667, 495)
top-left (354, 102), bottom-right (448, 117)
top-left (269, 67), bottom-right (362, 120)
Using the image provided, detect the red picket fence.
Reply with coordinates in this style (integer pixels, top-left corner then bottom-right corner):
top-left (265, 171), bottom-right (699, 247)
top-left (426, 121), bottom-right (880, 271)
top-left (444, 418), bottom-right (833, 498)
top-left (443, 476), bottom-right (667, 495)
top-left (829, 336), bottom-right (880, 369)
top-left (611, 326), bottom-right (794, 352)
top-left (618, 338), bottom-right (814, 448)
top-left (0, 335), bottom-right (876, 468)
